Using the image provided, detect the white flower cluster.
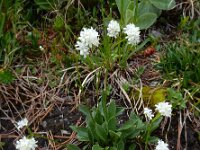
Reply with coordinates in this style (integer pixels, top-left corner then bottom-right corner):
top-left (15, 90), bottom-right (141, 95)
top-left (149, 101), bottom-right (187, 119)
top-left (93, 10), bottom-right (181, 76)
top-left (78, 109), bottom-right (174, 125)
top-left (155, 102), bottom-right (172, 117)
top-left (144, 107), bottom-right (154, 121)
top-left (143, 102), bottom-right (172, 121)
top-left (155, 139), bottom-right (169, 150)
top-left (15, 118), bottom-right (38, 150)
top-left (16, 136), bottom-right (38, 150)
top-left (75, 27), bottom-right (100, 58)
top-left (76, 20), bottom-right (141, 57)
top-left (16, 118), bottom-right (28, 130)
top-left (107, 20), bottom-right (120, 38)
top-left (107, 21), bottom-right (140, 45)
top-left (123, 23), bottom-right (140, 45)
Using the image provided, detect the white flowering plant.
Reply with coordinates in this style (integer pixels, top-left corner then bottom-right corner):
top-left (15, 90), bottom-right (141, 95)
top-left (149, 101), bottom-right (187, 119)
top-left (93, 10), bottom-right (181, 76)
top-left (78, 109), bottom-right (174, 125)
top-left (75, 20), bottom-right (149, 70)
top-left (68, 90), bottom-right (173, 150)
top-left (13, 118), bottom-right (38, 150)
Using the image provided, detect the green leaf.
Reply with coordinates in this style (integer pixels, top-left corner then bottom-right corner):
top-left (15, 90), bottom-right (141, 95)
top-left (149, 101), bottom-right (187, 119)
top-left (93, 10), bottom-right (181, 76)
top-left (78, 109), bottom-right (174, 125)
top-left (107, 100), bottom-right (117, 130)
top-left (108, 147), bottom-right (118, 150)
top-left (107, 100), bottom-right (117, 119)
top-left (138, 0), bottom-right (161, 17)
top-left (124, 1), bottom-right (136, 24)
top-left (0, 13), bottom-right (5, 37)
top-left (149, 0), bottom-right (176, 10)
top-left (118, 119), bottom-right (134, 131)
top-left (70, 126), bottom-right (89, 141)
top-left (95, 123), bottom-right (108, 143)
top-left (119, 112), bottom-right (146, 139)
top-left (125, 9), bottom-right (134, 24)
top-left (67, 144), bottom-right (81, 150)
top-left (107, 117), bottom-right (117, 131)
top-left (79, 105), bottom-right (91, 117)
top-left (147, 136), bottom-right (159, 143)
top-left (109, 130), bottom-right (121, 142)
top-left (93, 108), bottom-right (104, 125)
top-left (135, 13), bottom-right (157, 29)
top-left (34, 0), bottom-right (57, 10)
top-left (115, 140), bottom-right (125, 150)
top-left (115, 0), bottom-right (131, 20)
top-left (116, 107), bottom-right (125, 116)
top-left (92, 144), bottom-right (104, 150)
top-left (88, 125), bottom-right (96, 144)
top-left (150, 115), bottom-right (162, 133)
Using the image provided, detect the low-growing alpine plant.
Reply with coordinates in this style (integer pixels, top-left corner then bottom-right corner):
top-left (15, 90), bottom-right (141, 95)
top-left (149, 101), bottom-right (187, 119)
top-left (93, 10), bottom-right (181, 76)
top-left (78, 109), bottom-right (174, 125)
top-left (75, 20), bottom-right (145, 70)
top-left (68, 92), bottom-right (172, 150)
top-left (14, 118), bottom-right (38, 150)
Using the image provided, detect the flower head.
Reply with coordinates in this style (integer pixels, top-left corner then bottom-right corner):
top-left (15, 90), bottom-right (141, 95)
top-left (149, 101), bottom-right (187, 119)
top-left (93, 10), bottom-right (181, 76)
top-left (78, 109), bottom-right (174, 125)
top-left (144, 107), bottom-right (154, 120)
top-left (78, 27), bottom-right (100, 48)
top-left (155, 139), bottom-right (169, 150)
top-left (76, 27), bottom-right (99, 57)
top-left (155, 102), bottom-right (172, 117)
top-left (16, 118), bottom-right (28, 130)
top-left (107, 20), bottom-right (120, 38)
top-left (123, 23), bottom-right (140, 45)
top-left (16, 136), bottom-right (38, 150)
top-left (75, 41), bottom-right (89, 58)
top-left (39, 45), bottom-right (44, 51)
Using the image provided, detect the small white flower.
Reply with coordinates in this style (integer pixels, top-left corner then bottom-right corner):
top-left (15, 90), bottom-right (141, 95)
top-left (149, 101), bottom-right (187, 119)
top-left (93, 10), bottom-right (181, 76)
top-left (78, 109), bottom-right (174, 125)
top-left (75, 41), bottom-right (89, 58)
top-left (79, 27), bottom-right (100, 48)
top-left (107, 20), bottom-right (120, 38)
top-left (144, 107), bottom-right (154, 120)
top-left (123, 23), bottom-right (140, 45)
top-left (16, 118), bottom-right (28, 130)
top-left (155, 139), bottom-right (169, 150)
top-left (76, 27), bottom-right (100, 57)
top-left (39, 45), bottom-right (44, 51)
top-left (155, 102), bottom-right (172, 117)
top-left (16, 136), bottom-right (38, 150)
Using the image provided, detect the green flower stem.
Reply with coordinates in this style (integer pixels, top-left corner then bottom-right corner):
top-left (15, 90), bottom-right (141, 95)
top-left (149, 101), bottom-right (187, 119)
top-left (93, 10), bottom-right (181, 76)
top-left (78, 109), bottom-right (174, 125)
top-left (134, 0), bottom-right (139, 22)
top-left (145, 113), bottom-right (162, 150)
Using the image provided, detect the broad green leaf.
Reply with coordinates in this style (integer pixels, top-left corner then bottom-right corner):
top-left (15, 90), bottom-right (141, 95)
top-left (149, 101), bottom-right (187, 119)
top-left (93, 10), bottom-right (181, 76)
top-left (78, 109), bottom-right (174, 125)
top-left (67, 144), bottom-right (81, 150)
top-left (70, 126), bottom-right (89, 141)
top-left (107, 117), bottom-right (117, 131)
top-left (124, 1), bottom-right (137, 24)
top-left (95, 123), bottom-right (107, 143)
top-left (109, 130), bottom-right (121, 142)
top-left (147, 136), bottom-right (159, 143)
top-left (125, 9), bottom-right (134, 24)
top-left (115, 140), bottom-right (125, 150)
top-left (149, 116), bottom-right (162, 133)
top-left (92, 144), bottom-right (104, 150)
top-left (108, 147), bottom-right (117, 150)
top-left (135, 13), bottom-right (157, 29)
top-left (118, 120), bottom-right (134, 131)
top-left (107, 100), bottom-right (117, 130)
top-left (138, 0), bottom-right (161, 17)
top-left (87, 117), bottom-right (98, 142)
top-left (115, 0), bottom-right (131, 20)
top-left (149, 0), bottom-right (176, 10)
top-left (119, 112), bottom-right (140, 131)
top-left (107, 100), bottom-right (116, 120)
top-left (93, 108), bottom-right (104, 125)
top-left (79, 105), bottom-right (91, 117)
top-left (88, 126), bottom-right (95, 144)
